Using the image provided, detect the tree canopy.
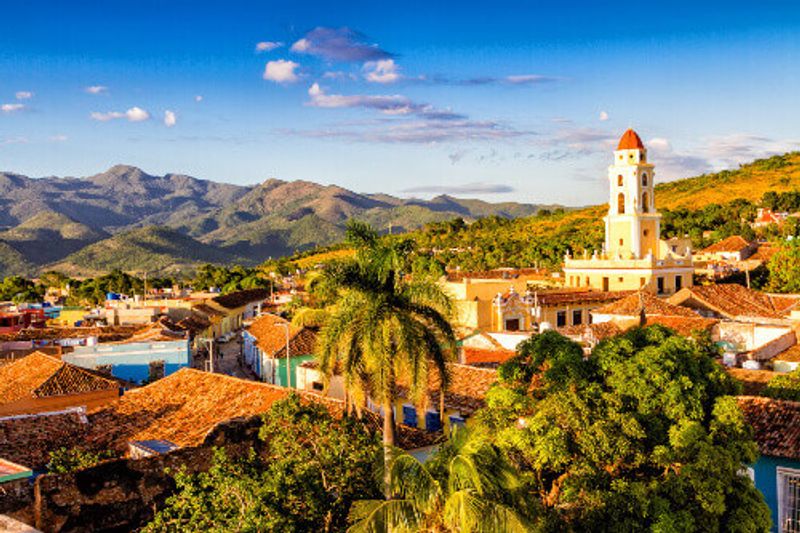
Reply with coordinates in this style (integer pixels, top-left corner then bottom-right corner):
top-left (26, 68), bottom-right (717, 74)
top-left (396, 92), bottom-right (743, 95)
top-left (475, 327), bottom-right (771, 532)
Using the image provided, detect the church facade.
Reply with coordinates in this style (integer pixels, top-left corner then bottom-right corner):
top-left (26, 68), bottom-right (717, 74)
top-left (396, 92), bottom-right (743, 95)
top-left (563, 129), bottom-right (694, 296)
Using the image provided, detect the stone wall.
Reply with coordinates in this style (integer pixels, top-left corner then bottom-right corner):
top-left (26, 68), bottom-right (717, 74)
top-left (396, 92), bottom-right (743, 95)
top-left (0, 478), bottom-right (35, 525)
top-left (31, 415), bottom-right (264, 533)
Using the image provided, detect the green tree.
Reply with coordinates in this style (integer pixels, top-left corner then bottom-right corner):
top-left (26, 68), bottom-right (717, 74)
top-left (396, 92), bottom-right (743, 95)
top-left (476, 328), bottom-right (771, 532)
top-left (767, 239), bottom-right (800, 293)
top-left (145, 395), bottom-right (382, 532)
top-left (349, 429), bottom-right (536, 532)
top-left (47, 447), bottom-right (117, 473)
top-left (0, 276), bottom-right (44, 303)
top-left (316, 221), bottom-right (457, 494)
top-left (763, 369), bottom-right (800, 401)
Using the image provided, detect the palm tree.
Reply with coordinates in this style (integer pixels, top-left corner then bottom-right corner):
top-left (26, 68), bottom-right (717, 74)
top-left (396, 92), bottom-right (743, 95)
top-left (347, 429), bottom-right (533, 532)
top-left (315, 221), bottom-right (457, 494)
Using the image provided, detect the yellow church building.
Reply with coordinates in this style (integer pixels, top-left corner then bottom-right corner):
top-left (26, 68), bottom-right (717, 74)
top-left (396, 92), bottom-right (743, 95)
top-left (563, 129), bottom-right (694, 295)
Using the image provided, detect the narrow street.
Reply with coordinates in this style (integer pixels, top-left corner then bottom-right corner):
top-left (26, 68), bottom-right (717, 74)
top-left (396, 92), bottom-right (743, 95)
top-left (208, 334), bottom-right (260, 381)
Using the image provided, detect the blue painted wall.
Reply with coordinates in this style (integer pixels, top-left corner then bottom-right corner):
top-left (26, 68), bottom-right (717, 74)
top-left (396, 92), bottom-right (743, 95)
top-left (63, 340), bottom-right (190, 384)
top-left (753, 455), bottom-right (800, 532)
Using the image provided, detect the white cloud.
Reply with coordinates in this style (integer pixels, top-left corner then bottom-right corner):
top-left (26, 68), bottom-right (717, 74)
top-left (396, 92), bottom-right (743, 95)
top-left (50, 134), bottom-right (68, 142)
top-left (125, 107), bottom-right (150, 122)
top-left (85, 85), bottom-right (108, 94)
top-left (263, 60), bottom-right (300, 83)
top-left (195, 95), bottom-right (203, 102)
top-left (290, 38), bottom-right (311, 53)
top-left (164, 110), bottom-right (177, 127)
top-left (504, 74), bottom-right (557, 84)
top-left (90, 106), bottom-right (150, 122)
top-left (323, 71), bottom-right (356, 81)
top-left (0, 136), bottom-right (28, 145)
top-left (364, 59), bottom-right (400, 84)
top-left (15, 91), bottom-right (33, 100)
top-left (1, 103), bottom-right (24, 113)
top-left (599, 110), bottom-right (609, 121)
top-left (255, 41), bottom-right (283, 52)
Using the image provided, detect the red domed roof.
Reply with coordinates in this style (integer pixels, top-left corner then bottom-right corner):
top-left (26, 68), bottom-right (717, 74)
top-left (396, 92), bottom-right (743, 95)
top-left (617, 128), bottom-right (644, 150)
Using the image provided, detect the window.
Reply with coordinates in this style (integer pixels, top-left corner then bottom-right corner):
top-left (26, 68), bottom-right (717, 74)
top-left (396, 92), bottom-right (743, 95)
top-left (675, 275), bottom-right (683, 291)
top-left (617, 174), bottom-right (624, 186)
top-left (657, 277), bottom-right (665, 295)
top-left (505, 318), bottom-right (520, 331)
top-left (572, 310), bottom-right (582, 325)
top-left (778, 467), bottom-right (800, 533)
top-left (602, 277), bottom-right (609, 291)
top-left (640, 277), bottom-right (646, 287)
top-left (556, 311), bottom-right (567, 327)
top-left (618, 277), bottom-right (624, 282)
top-left (642, 173), bottom-right (648, 186)
top-left (312, 381), bottom-right (324, 391)
top-left (642, 192), bottom-right (649, 213)
top-left (402, 405), bottom-right (418, 427)
top-left (618, 193), bottom-right (625, 214)
top-left (619, 238), bottom-right (624, 246)
top-left (643, 229), bottom-right (649, 237)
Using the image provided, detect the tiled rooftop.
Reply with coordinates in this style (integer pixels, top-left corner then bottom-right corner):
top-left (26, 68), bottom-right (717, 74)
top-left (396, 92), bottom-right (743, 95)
top-left (726, 367), bottom-right (778, 396)
top-left (0, 352), bottom-right (119, 405)
top-left (642, 315), bottom-right (718, 336)
top-left (700, 235), bottom-right (752, 254)
top-left (85, 368), bottom-right (431, 453)
top-left (397, 363), bottom-right (497, 417)
top-left (211, 289), bottom-right (270, 310)
top-left (593, 291), bottom-right (699, 318)
top-left (669, 284), bottom-right (788, 320)
top-left (445, 267), bottom-right (550, 283)
top-left (247, 314), bottom-right (316, 358)
top-left (0, 407), bottom-right (89, 469)
top-left (0, 326), bottom-right (139, 343)
top-left (737, 396), bottom-right (800, 460)
top-left (536, 290), bottom-right (633, 306)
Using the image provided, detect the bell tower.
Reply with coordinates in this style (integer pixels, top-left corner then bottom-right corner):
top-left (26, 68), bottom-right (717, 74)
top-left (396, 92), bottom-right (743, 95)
top-left (604, 129), bottom-right (661, 260)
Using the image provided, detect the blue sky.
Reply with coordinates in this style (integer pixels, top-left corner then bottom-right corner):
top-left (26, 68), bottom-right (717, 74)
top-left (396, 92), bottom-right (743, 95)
top-left (0, 1), bottom-right (798, 205)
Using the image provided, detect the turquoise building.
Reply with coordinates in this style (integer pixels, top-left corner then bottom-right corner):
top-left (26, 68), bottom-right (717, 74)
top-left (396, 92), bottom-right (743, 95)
top-left (62, 339), bottom-right (190, 384)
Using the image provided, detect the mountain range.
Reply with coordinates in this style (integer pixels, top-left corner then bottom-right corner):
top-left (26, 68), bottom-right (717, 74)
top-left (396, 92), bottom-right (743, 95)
top-left (0, 165), bottom-right (554, 277)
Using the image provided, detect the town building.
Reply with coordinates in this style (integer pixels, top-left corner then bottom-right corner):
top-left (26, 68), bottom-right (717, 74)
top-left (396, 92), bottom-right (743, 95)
top-left (563, 129), bottom-right (694, 295)
top-left (694, 235), bottom-right (757, 263)
top-left (242, 313), bottom-right (316, 386)
top-left (0, 352), bottom-right (121, 416)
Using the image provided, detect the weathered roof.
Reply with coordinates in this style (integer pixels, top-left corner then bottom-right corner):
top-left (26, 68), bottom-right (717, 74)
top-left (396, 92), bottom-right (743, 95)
top-left (85, 368), bottom-right (431, 452)
top-left (737, 396), bottom-right (800, 460)
top-left (669, 284), bottom-right (788, 320)
top-left (0, 352), bottom-right (119, 405)
top-left (193, 303), bottom-right (226, 318)
top-left (642, 315), bottom-right (718, 336)
top-left (0, 326), bottom-right (139, 343)
top-left (397, 363), bottom-right (497, 417)
top-left (701, 235), bottom-right (752, 254)
top-left (247, 314), bottom-right (316, 358)
top-left (211, 289), bottom-right (269, 310)
top-left (537, 290), bottom-right (633, 306)
top-left (445, 268), bottom-right (549, 283)
top-left (593, 291), bottom-right (699, 318)
top-left (726, 367), bottom-right (779, 396)
top-left (558, 321), bottom-right (623, 343)
top-left (0, 407), bottom-right (89, 469)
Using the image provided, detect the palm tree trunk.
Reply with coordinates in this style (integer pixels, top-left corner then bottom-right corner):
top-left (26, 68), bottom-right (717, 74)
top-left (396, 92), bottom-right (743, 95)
top-left (383, 398), bottom-right (396, 497)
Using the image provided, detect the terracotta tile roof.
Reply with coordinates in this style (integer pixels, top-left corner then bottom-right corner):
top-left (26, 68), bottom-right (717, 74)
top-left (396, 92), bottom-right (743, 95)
top-left (445, 267), bottom-right (549, 283)
top-left (670, 284), bottom-right (787, 320)
top-left (537, 290), bottom-right (633, 306)
top-left (558, 321), bottom-right (623, 343)
top-left (246, 314), bottom-right (317, 358)
top-left (642, 316), bottom-right (718, 336)
top-left (0, 326), bottom-right (139, 343)
top-left (594, 291), bottom-right (699, 317)
top-left (211, 289), bottom-right (269, 310)
top-left (85, 368), bottom-right (431, 452)
top-left (0, 407), bottom-right (89, 469)
top-left (701, 235), bottom-right (752, 254)
top-left (726, 367), bottom-right (779, 396)
top-left (397, 363), bottom-right (497, 417)
top-left (775, 343), bottom-right (800, 363)
top-left (617, 128), bottom-right (644, 150)
top-left (751, 243), bottom-right (778, 262)
top-left (462, 347), bottom-right (516, 365)
top-left (769, 295), bottom-right (800, 314)
top-left (737, 396), bottom-right (800, 460)
top-left (0, 352), bottom-right (119, 405)
top-left (193, 303), bottom-right (226, 318)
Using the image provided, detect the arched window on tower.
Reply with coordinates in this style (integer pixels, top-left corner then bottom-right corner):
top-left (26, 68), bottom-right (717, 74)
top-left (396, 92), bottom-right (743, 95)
top-left (642, 192), bottom-right (649, 213)
top-left (617, 175), bottom-right (624, 187)
top-left (642, 173), bottom-right (648, 186)
top-left (617, 193), bottom-right (625, 214)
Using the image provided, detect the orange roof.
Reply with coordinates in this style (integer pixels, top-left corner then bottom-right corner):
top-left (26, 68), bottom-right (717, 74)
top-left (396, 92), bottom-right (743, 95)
top-left (642, 315), bottom-right (718, 336)
top-left (726, 367), bottom-right (778, 396)
top-left (701, 235), bottom-right (752, 254)
top-left (85, 368), bottom-right (432, 452)
top-left (617, 128), bottom-right (644, 150)
top-left (670, 284), bottom-right (787, 320)
top-left (737, 396), bottom-right (800, 460)
top-left (594, 291), bottom-right (699, 318)
top-left (247, 313), bottom-right (317, 358)
top-left (397, 363), bottom-right (498, 416)
top-left (0, 352), bottom-right (119, 405)
top-left (462, 347), bottom-right (516, 365)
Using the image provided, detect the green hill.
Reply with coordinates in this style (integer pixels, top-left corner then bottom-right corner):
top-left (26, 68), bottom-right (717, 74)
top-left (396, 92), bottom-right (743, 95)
top-left (0, 211), bottom-right (107, 264)
top-left (0, 242), bottom-right (37, 278)
top-left (50, 226), bottom-right (248, 277)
